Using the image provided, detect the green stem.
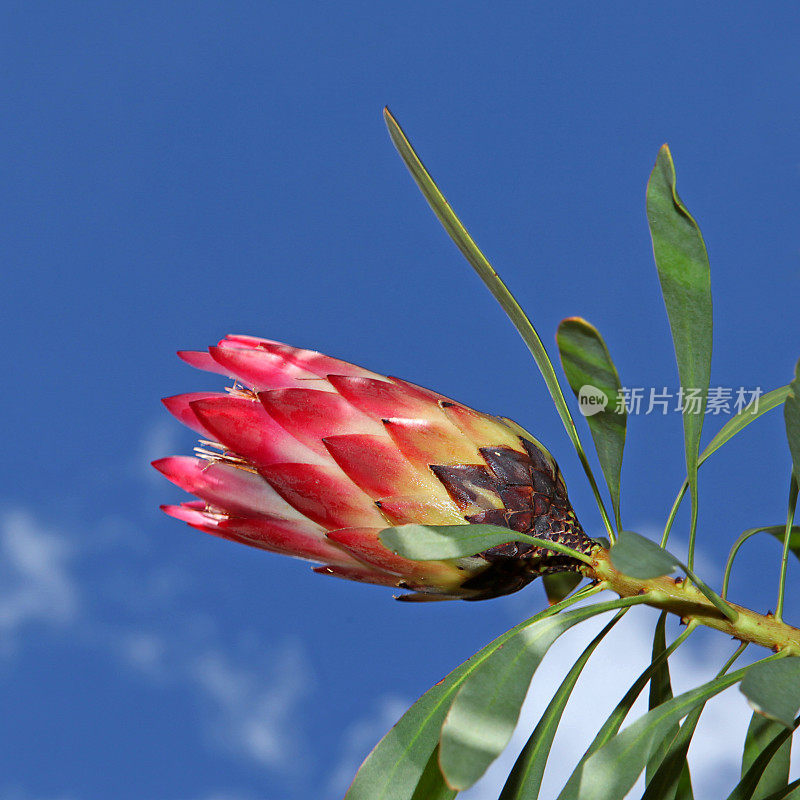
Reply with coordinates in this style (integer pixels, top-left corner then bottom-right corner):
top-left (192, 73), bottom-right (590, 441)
top-left (680, 563), bottom-right (738, 622)
top-left (722, 528), bottom-right (763, 600)
top-left (718, 640), bottom-right (748, 674)
top-left (686, 479), bottom-right (699, 571)
top-left (587, 548), bottom-right (800, 654)
top-left (661, 480), bottom-right (688, 548)
top-left (776, 473), bottom-right (799, 622)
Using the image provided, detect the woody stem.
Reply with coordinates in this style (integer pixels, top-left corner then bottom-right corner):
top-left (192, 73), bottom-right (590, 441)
top-left (583, 547), bottom-right (800, 655)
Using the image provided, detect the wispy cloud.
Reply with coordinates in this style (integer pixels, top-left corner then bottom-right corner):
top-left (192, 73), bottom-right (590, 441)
top-left (0, 788), bottom-right (75, 800)
top-left (191, 641), bottom-right (313, 770)
top-left (138, 415), bottom-right (182, 484)
top-left (0, 787), bottom-right (258, 800)
top-left (0, 504), bottom-right (313, 780)
top-left (0, 510), bottom-right (79, 654)
top-left (106, 622), bottom-right (314, 774)
top-left (326, 694), bottom-right (409, 798)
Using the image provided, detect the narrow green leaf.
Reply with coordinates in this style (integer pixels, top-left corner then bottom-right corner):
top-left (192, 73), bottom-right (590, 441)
top-left (736, 714), bottom-right (792, 800)
top-left (644, 614), bottom-right (689, 790)
top-left (648, 614), bottom-right (675, 714)
top-left (610, 530), bottom-right (680, 579)
top-left (410, 745), bottom-right (456, 800)
top-left (557, 317), bottom-right (627, 530)
top-left (727, 724), bottom-right (798, 800)
top-left (750, 527), bottom-right (800, 561)
top-left (740, 657), bottom-right (800, 728)
top-left (383, 107), bottom-right (614, 541)
top-left (643, 641), bottom-right (750, 800)
top-left (786, 359), bottom-right (800, 483)
top-left (646, 144), bottom-right (712, 571)
top-left (344, 589), bottom-right (603, 800)
top-left (437, 597), bottom-right (649, 791)
top-left (571, 659), bottom-right (772, 800)
top-left (760, 778), bottom-right (800, 800)
top-left (542, 572), bottom-right (583, 605)
top-left (642, 709), bottom-right (699, 800)
top-left (379, 523), bottom-right (593, 564)
top-left (701, 386), bottom-right (790, 464)
top-left (646, 143), bottom-right (712, 473)
top-left (556, 626), bottom-right (697, 800)
top-left (499, 612), bottom-right (625, 800)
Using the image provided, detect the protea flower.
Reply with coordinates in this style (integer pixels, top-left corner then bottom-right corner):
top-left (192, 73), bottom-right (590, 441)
top-left (154, 336), bottom-right (595, 601)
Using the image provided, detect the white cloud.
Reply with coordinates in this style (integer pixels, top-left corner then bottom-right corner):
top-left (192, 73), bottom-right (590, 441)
top-left (191, 641), bottom-right (313, 770)
top-left (115, 630), bottom-right (169, 678)
top-left (0, 788), bottom-right (257, 800)
top-left (0, 788), bottom-right (74, 800)
top-left (138, 416), bottom-right (182, 483)
top-left (0, 503), bottom-right (313, 778)
top-left (326, 694), bottom-right (410, 798)
top-left (0, 510), bottom-right (78, 652)
top-left (110, 625), bottom-right (315, 774)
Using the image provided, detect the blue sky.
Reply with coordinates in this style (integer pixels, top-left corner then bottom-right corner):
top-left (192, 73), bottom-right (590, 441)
top-left (2, 4), bottom-right (799, 799)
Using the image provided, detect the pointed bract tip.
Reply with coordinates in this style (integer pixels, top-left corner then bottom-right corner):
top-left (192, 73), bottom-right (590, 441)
top-left (151, 457), bottom-right (169, 474)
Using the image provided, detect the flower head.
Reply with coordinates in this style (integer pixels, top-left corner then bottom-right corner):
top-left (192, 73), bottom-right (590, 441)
top-left (154, 336), bottom-right (593, 601)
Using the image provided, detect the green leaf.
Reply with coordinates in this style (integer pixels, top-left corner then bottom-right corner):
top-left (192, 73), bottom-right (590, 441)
top-left (410, 746), bottom-right (456, 800)
top-left (344, 590), bottom-right (600, 800)
top-left (542, 572), bottom-right (583, 605)
top-left (498, 612), bottom-right (625, 800)
top-left (640, 613), bottom-right (694, 800)
top-left (437, 597), bottom-right (649, 791)
top-left (646, 144), bottom-right (712, 571)
top-left (570, 660), bottom-right (764, 800)
top-left (735, 714), bottom-right (792, 800)
top-left (740, 657), bottom-right (800, 728)
top-left (760, 778), bottom-right (800, 800)
top-left (701, 386), bottom-right (790, 465)
top-left (643, 641), bottom-right (747, 800)
top-left (383, 107), bottom-right (614, 541)
top-left (611, 531), bottom-right (737, 621)
top-left (643, 615), bottom-right (689, 789)
top-left (379, 523), bottom-right (593, 564)
top-left (786, 359), bottom-right (800, 483)
top-left (557, 317), bottom-right (627, 530)
top-left (642, 709), bottom-right (699, 800)
top-left (610, 531), bottom-right (680, 579)
top-left (556, 626), bottom-right (697, 800)
top-left (646, 144), bottom-right (712, 474)
top-left (754, 527), bottom-right (800, 561)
